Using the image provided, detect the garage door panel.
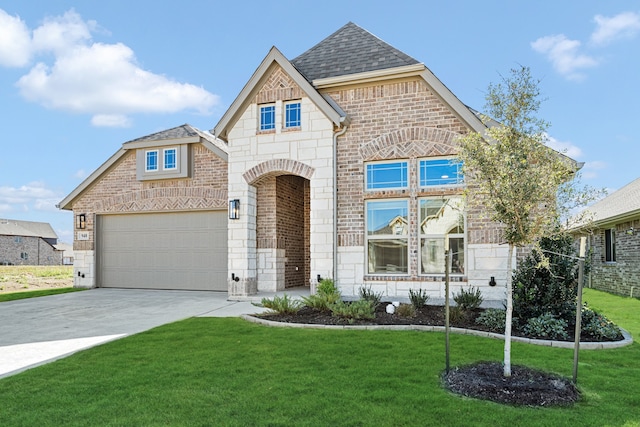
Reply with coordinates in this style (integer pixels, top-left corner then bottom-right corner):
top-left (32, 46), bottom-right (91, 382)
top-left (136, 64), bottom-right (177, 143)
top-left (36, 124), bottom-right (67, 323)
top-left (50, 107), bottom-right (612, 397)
top-left (97, 211), bottom-right (227, 291)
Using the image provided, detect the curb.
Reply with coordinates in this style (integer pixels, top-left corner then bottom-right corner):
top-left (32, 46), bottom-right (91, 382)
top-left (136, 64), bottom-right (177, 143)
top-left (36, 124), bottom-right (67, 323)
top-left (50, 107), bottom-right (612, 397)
top-left (240, 315), bottom-right (634, 350)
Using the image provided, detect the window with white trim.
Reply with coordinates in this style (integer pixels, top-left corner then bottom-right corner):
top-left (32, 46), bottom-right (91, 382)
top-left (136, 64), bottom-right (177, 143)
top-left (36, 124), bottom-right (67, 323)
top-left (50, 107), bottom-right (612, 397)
top-left (365, 161), bottom-right (408, 190)
top-left (419, 197), bottom-right (465, 274)
top-left (366, 199), bottom-right (409, 274)
top-left (605, 228), bottom-right (616, 262)
top-left (285, 101), bottom-right (301, 128)
top-left (163, 148), bottom-right (177, 170)
top-left (146, 150), bottom-right (159, 172)
top-left (260, 104), bottom-right (276, 131)
top-left (419, 158), bottom-right (463, 187)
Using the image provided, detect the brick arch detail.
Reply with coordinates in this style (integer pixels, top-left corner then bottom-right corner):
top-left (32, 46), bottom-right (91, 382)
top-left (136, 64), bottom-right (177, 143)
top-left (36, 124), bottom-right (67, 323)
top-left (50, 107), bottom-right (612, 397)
top-left (243, 159), bottom-right (315, 185)
top-left (359, 127), bottom-right (461, 161)
top-left (93, 187), bottom-right (227, 213)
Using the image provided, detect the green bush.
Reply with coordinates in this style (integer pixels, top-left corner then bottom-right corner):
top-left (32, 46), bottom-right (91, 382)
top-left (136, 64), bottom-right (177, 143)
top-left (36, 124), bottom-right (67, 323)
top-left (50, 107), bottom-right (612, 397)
top-left (396, 303), bottom-right (416, 318)
top-left (260, 294), bottom-right (303, 315)
top-left (408, 288), bottom-right (430, 309)
top-left (522, 313), bottom-right (569, 340)
top-left (358, 285), bottom-right (382, 308)
top-left (302, 279), bottom-right (341, 311)
top-left (475, 308), bottom-right (506, 332)
top-left (581, 306), bottom-right (622, 340)
top-left (453, 286), bottom-right (483, 310)
top-left (330, 300), bottom-right (376, 322)
top-left (512, 233), bottom-right (578, 327)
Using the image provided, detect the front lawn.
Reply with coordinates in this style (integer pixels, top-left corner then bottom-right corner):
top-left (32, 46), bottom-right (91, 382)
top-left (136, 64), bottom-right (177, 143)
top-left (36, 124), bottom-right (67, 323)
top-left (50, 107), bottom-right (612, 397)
top-left (0, 289), bottom-right (638, 426)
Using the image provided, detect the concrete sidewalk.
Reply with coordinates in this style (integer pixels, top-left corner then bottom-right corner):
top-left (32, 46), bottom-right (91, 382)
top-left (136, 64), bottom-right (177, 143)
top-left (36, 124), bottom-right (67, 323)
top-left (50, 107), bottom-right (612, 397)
top-left (0, 288), bottom-right (277, 379)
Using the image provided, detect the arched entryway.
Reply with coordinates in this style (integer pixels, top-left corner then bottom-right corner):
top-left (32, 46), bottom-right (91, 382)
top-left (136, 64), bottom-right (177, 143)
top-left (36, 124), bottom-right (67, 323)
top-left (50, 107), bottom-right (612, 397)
top-left (254, 174), bottom-right (310, 290)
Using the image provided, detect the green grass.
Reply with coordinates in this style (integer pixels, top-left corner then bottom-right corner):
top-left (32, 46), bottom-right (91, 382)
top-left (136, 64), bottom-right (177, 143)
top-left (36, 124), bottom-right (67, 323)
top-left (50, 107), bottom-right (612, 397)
top-left (0, 287), bottom-right (84, 302)
top-left (0, 289), bottom-right (638, 426)
top-left (0, 265), bottom-right (73, 279)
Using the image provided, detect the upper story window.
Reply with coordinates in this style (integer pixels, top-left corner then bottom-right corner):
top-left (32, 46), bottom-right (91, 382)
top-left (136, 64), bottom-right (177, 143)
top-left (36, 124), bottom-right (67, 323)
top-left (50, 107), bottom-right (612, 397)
top-left (420, 158), bottom-right (463, 187)
top-left (260, 104), bottom-right (276, 131)
top-left (146, 150), bottom-right (159, 172)
top-left (136, 145), bottom-right (189, 181)
top-left (14, 236), bottom-right (22, 243)
top-left (285, 102), bottom-right (301, 128)
top-left (366, 161), bottom-right (408, 190)
top-left (605, 228), bottom-right (616, 262)
top-left (164, 148), bottom-right (177, 170)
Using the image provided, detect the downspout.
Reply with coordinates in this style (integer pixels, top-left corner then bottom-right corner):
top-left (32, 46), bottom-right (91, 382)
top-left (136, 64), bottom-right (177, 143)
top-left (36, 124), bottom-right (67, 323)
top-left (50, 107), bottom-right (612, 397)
top-left (333, 124), bottom-right (348, 285)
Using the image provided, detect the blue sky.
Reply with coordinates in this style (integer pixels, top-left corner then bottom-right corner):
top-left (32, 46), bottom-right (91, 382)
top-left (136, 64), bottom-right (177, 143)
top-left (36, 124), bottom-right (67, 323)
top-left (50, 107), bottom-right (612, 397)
top-left (1, 1), bottom-right (639, 243)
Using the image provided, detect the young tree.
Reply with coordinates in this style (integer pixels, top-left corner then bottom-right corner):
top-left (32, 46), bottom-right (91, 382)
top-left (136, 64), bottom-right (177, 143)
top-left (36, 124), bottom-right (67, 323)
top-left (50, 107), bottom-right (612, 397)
top-left (457, 66), bottom-right (576, 377)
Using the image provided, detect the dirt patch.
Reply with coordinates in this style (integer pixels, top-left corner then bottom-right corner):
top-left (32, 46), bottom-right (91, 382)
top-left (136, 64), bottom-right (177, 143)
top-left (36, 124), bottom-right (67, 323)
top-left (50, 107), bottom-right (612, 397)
top-left (443, 362), bottom-right (580, 407)
top-left (0, 267), bottom-right (73, 294)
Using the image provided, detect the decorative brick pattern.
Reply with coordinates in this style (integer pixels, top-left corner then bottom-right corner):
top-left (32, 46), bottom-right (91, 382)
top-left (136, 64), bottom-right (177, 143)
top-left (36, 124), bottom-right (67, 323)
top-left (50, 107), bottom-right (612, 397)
top-left (243, 159), bottom-right (315, 184)
top-left (255, 66), bottom-right (303, 105)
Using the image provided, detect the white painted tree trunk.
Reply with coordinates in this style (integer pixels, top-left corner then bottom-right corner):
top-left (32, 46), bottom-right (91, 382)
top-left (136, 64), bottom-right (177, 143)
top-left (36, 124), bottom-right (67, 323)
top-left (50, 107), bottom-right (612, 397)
top-left (504, 243), bottom-right (514, 377)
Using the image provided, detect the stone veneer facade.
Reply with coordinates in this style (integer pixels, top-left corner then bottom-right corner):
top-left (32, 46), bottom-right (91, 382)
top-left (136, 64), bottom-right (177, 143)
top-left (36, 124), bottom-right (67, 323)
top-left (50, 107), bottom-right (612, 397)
top-left (70, 143), bottom-right (228, 288)
top-left (225, 66), bottom-right (511, 301)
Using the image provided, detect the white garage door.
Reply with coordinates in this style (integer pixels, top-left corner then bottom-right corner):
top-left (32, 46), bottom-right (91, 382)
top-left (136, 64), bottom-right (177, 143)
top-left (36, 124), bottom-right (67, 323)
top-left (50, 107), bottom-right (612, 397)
top-left (97, 211), bottom-right (227, 291)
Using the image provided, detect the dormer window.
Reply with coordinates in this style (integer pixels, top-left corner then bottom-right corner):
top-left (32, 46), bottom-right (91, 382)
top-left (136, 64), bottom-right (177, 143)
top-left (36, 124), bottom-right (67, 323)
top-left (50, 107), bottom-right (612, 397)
top-left (146, 150), bottom-right (159, 172)
top-left (164, 148), bottom-right (177, 170)
top-left (136, 145), bottom-right (190, 181)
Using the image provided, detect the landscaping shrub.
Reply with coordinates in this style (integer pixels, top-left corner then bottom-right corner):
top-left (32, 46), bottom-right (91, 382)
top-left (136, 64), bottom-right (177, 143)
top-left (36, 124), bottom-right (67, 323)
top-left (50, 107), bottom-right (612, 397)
top-left (408, 288), bottom-right (430, 309)
top-left (512, 233), bottom-right (578, 328)
top-left (396, 303), bottom-right (416, 318)
top-left (453, 286), bottom-right (483, 310)
top-left (302, 279), bottom-right (341, 311)
top-left (358, 285), bottom-right (382, 308)
top-left (522, 313), bottom-right (569, 340)
top-left (581, 306), bottom-right (622, 340)
top-left (475, 308), bottom-right (506, 332)
top-left (260, 294), bottom-right (303, 315)
top-left (330, 300), bottom-right (376, 322)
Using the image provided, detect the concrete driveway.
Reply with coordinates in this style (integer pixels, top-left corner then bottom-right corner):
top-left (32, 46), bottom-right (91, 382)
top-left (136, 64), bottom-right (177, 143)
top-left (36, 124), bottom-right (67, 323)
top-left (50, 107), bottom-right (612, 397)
top-left (0, 288), bottom-right (268, 378)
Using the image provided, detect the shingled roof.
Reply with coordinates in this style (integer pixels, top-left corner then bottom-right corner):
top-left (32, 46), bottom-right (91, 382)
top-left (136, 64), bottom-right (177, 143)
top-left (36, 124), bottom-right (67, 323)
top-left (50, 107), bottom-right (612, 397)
top-left (585, 177), bottom-right (640, 226)
top-left (291, 22), bottom-right (420, 82)
top-left (0, 219), bottom-right (58, 239)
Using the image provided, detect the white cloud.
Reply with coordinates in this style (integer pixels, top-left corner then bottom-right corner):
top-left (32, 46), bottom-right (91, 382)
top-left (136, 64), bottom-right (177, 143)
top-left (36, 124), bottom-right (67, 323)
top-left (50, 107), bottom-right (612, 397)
top-left (74, 169), bottom-right (87, 179)
top-left (546, 135), bottom-right (583, 159)
top-left (0, 10), bottom-right (32, 67)
top-left (1, 8), bottom-right (219, 126)
top-left (531, 35), bottom-right (598, 81)
top-left (91, 114), bottom-right (132, 128)
top-left (591, 12), bottom-right (640, 46)
top-left (581, 160), bottom-right (607, 180)
top-left (0, 182), bottom-right (61, 213)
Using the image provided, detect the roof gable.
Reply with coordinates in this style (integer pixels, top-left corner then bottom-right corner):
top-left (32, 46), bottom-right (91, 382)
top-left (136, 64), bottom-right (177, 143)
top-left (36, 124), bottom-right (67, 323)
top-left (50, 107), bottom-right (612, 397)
top-left (292, 22), bottom-right (420, 81)
top-left (58, 124), bottom-right (227, 210)
top-left (212, 47), bottom-right (348, 141)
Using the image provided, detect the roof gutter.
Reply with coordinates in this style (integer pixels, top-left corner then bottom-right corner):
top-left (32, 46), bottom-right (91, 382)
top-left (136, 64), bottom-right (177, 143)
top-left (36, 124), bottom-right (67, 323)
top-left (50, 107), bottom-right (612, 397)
top-left (333, 124), bottom-right (348, 286)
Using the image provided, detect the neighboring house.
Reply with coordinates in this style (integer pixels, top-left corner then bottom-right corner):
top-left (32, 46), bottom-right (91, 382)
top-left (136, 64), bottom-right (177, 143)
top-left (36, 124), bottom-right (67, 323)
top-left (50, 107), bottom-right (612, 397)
top-left (576, 178), bottom-right (640, 298)
top-left (55, 242), bottom-right (74, 265)
top-left (59, 22), bottom-right (577, 301)
top-left (0, 219), bottom-right (63, 265)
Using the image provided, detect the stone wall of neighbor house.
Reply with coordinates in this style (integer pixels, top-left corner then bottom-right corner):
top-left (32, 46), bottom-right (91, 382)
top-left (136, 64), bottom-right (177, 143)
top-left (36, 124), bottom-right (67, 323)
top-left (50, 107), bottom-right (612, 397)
top-left (227, 64), bottom-right (336, 296)
top-left (70, 143), bottom-right (229, 288)
top-left (327, 77), bottom-right (508, 301)
top-left (0, 235), bottom-right (62, 265)
top-left (589, 218), bottom-right (640, 298)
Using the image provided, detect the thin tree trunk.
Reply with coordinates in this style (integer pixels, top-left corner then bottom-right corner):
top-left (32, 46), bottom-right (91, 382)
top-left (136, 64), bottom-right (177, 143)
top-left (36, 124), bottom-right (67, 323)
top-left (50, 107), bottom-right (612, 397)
top-left (504, 243), bottom-right (514, 377)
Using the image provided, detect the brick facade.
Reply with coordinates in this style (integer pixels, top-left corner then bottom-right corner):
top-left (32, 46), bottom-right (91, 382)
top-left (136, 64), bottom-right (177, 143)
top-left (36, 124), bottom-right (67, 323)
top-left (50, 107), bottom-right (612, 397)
top-left (0, 235), bottom-right (62, 265)
top-left (69, 142), bottom-right (228, 288)
top-left (588, 218), bottom-right (640, 297)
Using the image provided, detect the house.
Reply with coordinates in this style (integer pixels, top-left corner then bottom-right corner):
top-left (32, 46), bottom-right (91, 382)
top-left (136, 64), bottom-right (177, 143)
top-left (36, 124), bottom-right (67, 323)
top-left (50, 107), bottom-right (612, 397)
top-left (577, 178), bottom-right (640, 297)
top-left (60, 22), bottom-right (569, 301)
top-left (0, 219), bottom-right (63, 265)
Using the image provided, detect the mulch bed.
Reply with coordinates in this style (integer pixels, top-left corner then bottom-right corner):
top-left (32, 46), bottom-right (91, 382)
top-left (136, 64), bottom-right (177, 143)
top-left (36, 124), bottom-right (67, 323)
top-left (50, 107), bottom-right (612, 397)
top-left (255, 303), bottom-right (606, 407)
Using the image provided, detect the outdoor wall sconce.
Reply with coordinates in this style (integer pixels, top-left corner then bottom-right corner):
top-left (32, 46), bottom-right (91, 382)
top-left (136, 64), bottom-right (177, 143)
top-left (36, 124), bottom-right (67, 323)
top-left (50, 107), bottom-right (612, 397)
top-left (229, 199), bottom-right (240, 220)
top-left (231, 273), bottom-right (240, 282)
top-left (317, 274), bottom-right (323, 283)
top-left (627, 227), bottom-right (634, 235)
top-left (76, 214), bottom-right (86, 229)
top-left (489, 276), bottom-right (497, 287)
